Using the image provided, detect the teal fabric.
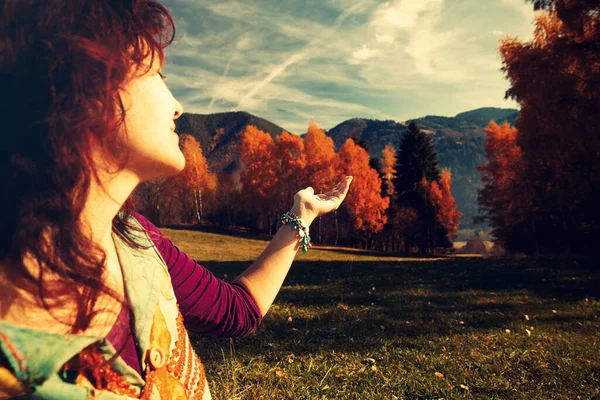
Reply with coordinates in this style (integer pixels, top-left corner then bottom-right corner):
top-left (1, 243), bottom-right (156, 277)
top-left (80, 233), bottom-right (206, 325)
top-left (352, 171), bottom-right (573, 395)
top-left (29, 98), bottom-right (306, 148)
top-left (0, 321), bottom-right (98, 384)
top-left (0, 215), bottom-right (170, 398)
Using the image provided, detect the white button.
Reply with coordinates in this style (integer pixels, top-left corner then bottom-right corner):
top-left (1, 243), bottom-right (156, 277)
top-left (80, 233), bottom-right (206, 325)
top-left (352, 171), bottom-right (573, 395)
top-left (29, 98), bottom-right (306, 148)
top-left (148, 347), bottom-right (166, 369)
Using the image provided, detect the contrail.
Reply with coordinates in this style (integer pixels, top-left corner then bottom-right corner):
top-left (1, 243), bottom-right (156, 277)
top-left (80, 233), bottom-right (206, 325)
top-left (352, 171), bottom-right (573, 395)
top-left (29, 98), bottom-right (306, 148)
top-left (234, 0), bottom-right (374, 111)
top-left (209, 57), bottom-right (234, 111)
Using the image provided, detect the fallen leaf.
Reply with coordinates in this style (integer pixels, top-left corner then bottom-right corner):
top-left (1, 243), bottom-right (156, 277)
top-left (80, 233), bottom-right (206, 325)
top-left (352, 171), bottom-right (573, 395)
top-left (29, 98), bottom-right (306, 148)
top-left (361, 358), bottom-right (376, 366)
top-left (486, 337), bottom-right (492, 343)
top-left (505, 329), bottom-right (511, 334)
top-left (435, 372), bottom-right (445, 379)
top-left (490, 299), bottom-right (496, 304)
top-left (459, 321), bottom-right (465, 325)
top-left (275, 370), bottom-right (285, 378)
top-left (371, 365), bottom-right (378, 372)
top-left (552, 310), bottom-right (557, 314)
top-left (379, 325), bottom-right (385, 331)
top-left (525, 314), bottom-right (530, 321)
top-left (322, 385), bottom-right (330, 390)
top-left (288, 316), bottom-right (293, 322)
top-left (460, 384), bottom-right (469, 390)
top-left (526, 329), bottom-right (531, 336)
top-left (372, 286), bottom-right (376, 291)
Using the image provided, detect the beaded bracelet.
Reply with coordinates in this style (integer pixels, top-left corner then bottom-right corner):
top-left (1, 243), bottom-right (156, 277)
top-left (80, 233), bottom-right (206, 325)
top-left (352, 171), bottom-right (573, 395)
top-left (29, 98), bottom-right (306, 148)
top-left (277, 211), bottom-right (312, 253)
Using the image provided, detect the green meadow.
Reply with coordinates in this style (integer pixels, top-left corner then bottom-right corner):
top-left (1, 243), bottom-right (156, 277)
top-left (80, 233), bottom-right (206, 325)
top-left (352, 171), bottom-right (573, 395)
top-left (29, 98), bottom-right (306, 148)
top-left (163, 228), bottom-right (600, 400)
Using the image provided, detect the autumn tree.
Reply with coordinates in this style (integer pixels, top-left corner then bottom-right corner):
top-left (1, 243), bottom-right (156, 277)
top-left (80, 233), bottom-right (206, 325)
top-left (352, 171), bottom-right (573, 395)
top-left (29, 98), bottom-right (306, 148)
top-left (238, 126), bottom-right (278, 231)
top-left (303, 121), bottom-right (340, 244)
top-left (338, 138), bottom-right (389, 248)
top-left (437, 169), bottom-right (461, 240)
top-left (272, 131), bottom-right (307, 213)
top-left (351, 133), bottom-right (382, 173)
top-left (304, 121), bottom-right (338, 190)
top-left (477, 122), bottom-right (534, 252)
top-left (381, 144), bottom-right (397, 198)
top-left (495, 0), bottom-right (600, 254)
top-left (421, 169), bottom-right (462, 249)
top-left (162, 134), bottom-right (217, 224)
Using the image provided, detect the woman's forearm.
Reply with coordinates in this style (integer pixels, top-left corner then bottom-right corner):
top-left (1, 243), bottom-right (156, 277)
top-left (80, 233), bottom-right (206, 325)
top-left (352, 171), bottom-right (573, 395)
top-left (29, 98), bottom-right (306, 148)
top-left (233, 217), bottom-right (313, 316)
top-left (232, 177), bottom-right (352, 317)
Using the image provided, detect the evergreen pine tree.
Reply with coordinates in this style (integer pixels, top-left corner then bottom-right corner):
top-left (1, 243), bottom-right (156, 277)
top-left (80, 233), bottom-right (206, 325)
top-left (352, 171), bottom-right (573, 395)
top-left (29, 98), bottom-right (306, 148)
top-left (393, 121), bottom-right (441, 197)
top-left (392, 120), bottom-right (443, 253)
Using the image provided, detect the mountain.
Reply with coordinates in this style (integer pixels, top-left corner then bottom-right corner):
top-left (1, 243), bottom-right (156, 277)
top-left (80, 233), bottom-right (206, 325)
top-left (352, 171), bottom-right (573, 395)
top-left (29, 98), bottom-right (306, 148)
top-left (327, 107), bottom-right (519, 230)
top-left (175, 111), bottom-right (287, 173)
top-left (174, 107), bottom-right (519, 231)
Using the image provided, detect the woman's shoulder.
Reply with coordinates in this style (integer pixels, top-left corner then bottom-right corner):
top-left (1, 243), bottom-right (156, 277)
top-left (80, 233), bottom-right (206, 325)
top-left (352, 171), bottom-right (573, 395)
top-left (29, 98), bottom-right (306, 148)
top-left (129, 212), bottom-right (166, 242)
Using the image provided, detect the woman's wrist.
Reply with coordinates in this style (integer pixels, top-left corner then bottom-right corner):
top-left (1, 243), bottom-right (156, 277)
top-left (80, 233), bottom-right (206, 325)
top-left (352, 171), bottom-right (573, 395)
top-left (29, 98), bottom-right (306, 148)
top-left (290, 203), bottom-right (316, 226)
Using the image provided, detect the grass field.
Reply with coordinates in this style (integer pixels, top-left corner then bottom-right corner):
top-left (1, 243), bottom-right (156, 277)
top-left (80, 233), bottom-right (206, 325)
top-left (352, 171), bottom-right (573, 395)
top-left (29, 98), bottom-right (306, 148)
top-left (163, 228), bottom-right (600, 400)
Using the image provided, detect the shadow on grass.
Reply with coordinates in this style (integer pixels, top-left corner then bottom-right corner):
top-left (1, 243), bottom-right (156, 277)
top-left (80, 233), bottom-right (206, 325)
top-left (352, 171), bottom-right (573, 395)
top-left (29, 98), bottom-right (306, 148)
top-left (195, 257), bottom-right (600, 356)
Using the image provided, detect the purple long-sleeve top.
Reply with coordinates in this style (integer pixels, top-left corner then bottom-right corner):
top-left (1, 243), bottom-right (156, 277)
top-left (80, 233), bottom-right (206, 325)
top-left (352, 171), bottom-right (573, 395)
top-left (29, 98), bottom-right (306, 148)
top-left (107, 212), bottom-right (263, 374)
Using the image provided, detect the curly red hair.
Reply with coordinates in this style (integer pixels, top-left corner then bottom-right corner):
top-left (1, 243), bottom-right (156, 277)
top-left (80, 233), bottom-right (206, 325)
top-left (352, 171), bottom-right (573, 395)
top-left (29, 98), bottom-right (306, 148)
top-left (0, 0), bottom-right (176, 332)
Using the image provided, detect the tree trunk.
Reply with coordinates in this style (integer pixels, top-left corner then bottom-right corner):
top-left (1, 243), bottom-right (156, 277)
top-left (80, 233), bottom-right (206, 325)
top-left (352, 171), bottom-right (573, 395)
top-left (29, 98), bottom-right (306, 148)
top-left (334, 211), bottom-right (339, 247)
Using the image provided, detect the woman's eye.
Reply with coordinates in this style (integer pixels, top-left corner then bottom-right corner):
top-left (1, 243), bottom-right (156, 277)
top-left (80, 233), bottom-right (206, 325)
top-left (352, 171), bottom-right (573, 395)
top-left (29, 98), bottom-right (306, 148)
top-left (158, 71), bottom-right (167, 80)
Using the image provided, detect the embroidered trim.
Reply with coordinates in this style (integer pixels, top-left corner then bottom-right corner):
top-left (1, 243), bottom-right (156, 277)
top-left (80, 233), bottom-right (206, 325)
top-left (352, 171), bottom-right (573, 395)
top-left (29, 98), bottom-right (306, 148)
top-left (166, 311), bottom-right (206, 399)
top-left (62, 345), bottom-right (141, 398)
top-left (139, 363), bottom-right (155, 400)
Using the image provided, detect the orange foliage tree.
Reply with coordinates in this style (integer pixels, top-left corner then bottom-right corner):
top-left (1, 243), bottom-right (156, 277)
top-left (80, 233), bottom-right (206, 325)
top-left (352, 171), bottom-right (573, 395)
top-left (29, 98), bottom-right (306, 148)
top-left (303, 121), bottom-right (340, 244)
top-left (161, 134), bottom-right (217, 224)
top-left (421, 169), bottom-right (461, 247)
top-left (338, 138), bottom-right (389, 247)
top-left (495, 0), bottom-right (599, 254)
top-left (381, 144), bottom-right (397, 199)
top-left (272, 131), bottom-right (307, 212)
top-left (477, 122), bottom-right (531, 251)
top-left (238, 126), bottom-right (278, 230)
top-left (303, 121), bottom-right (338, 191)
top-left (437, 169), bottom-right (461, 240)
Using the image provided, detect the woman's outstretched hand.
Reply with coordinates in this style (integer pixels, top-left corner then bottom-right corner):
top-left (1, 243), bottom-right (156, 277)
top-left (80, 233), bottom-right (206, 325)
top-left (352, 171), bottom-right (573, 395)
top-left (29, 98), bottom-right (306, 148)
top-left (290, 176), bottom-right (353, 224)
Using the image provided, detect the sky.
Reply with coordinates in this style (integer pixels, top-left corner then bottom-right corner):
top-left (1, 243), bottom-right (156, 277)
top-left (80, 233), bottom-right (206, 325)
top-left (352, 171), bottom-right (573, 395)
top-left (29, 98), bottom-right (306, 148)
top-left (160, 0), bottom-right (539, 133)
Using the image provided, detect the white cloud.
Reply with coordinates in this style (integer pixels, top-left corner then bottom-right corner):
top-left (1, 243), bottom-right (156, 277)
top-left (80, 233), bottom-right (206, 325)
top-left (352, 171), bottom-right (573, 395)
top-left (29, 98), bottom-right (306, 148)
top-left (375, 32), bottom-right (395, 45)
top-left (162, 0), bottom-right (529, 131)
top-left (371, 0), bottom-right (444, 32)
top-left (181, 33), bottom-right (203, 48)
top-left (236, 35), bottom-right (260, 51)
top-left (350, 45), bottom-right (380, 64)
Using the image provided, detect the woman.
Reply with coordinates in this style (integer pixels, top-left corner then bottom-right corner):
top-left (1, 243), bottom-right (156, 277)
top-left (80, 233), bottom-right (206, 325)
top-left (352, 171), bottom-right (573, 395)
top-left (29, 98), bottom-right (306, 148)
top-left (0, 0), bottom-right (352, 398)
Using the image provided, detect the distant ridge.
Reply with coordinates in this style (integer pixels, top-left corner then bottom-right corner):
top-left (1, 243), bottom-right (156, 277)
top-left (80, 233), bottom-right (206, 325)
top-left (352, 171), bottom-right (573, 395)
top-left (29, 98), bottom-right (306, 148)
top-left (175, 111), bottom-right (287, 173)
top-left (175, 107), bottom-right (519, 230)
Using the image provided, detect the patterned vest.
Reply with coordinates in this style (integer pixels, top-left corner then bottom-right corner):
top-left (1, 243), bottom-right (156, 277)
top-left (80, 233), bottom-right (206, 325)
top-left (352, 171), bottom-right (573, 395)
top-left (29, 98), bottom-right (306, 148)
top-left (0, 215), bottom-right (211, 399)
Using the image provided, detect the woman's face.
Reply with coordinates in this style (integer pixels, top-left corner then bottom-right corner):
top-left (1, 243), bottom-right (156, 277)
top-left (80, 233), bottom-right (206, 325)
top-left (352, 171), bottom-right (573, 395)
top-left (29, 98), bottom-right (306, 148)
top-left (118, 53), bottom-right (185, 182)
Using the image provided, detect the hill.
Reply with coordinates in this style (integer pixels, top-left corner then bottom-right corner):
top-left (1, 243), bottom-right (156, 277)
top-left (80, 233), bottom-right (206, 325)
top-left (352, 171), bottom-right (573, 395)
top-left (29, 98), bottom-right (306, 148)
top-left (175, 111), bottom-right (288, 173)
